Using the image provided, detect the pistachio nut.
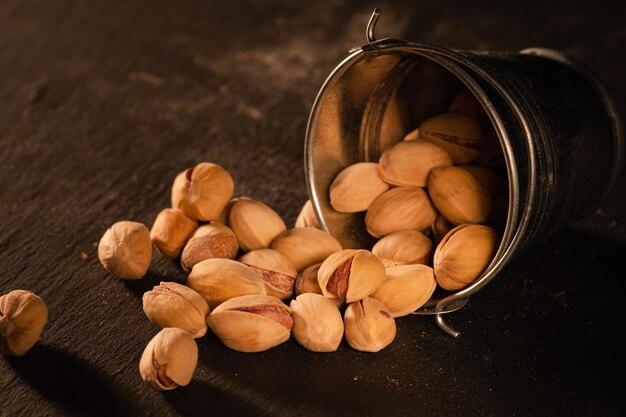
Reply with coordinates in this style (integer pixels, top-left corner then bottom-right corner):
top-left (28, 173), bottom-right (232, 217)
top-left (228, 198), bottom-right (286, 252)
top-left (344, 297), bottom-right (396, 353)
top-left (180, 223), bottom-right (239, 272)
top-left (150, 208), bottom-right (198, 259)
top-left (142, 282), bottom-right (209, 338)
top-left (371, 230), bottom-right (433, 266)
top-left (428, 166), bottom-right (492, 226)
top-left (318, 249), bottom-right (386, 303)
top-left (433, 224), bottom-right (499, 290)
top-left (365, 187), bottom-right (437, 238)
top-left (449, 88), bottom-right (483, 119)
top-left (329, 162), bottom-right (390, 213)
top-left (98, 220), bottom-right (152, 280)
top-left (459, 164), bottom-right (502, 196)
top-left (171, 162), bottom-right (235, 221)
top-left (294, 263), bottom-right (343, 308)
top-left (215, 197), bottom-right (245, 225)
top-left (239, 248), bottom-right (297, 300)
top-left (0, 290), bottom-right (48, 356)
top-left (139, 328), bottom-right (198, 391)
top-left (207, 294), bottom-right (292, 352)
top-left (372, 264), bottom-right (436, 317)
top-left (290, 293), bottom-right (344, 352)
top-left (186, 258), bottom-right (266, 309)
top-left (270, 227), bottom-right (342, 271)
top-left (295, 199), bottom-right (320, 229)
top-left (431, 215), bottom-right (454, 244)
top-left (419, 112), bottom-right (485, 164)
top-left (403, 128), bottom-right (420, 141)
top-left (378, 140), bottom-right (452, 187)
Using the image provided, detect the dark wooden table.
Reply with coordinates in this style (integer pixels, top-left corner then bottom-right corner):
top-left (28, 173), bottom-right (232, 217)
top-left (1, 1), bottom-right (625, 416)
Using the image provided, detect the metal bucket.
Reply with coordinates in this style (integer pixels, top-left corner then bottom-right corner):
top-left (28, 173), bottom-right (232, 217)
top-left (304, 9), bottom-right (623, 336)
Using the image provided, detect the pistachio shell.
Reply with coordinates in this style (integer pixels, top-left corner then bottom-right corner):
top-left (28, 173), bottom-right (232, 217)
top-left (379, 140), bottom-right (452, 187)
top-left (0, 290), bottom-right (48, 356)
top-left (329, 163), bottom-right (390, 213)
top-left (419, 112), bottom-right (485, 164)
top-left (295, 199), bottom-right (320, 228)
top-left (239, 249), bottom-right (297, 300)
top-left (186, 259), bottom-right (266, 309)
top-left (372, 264), bottom-right (436, 317)
top-left (290, 293), bottom-right (344, 352)
top-left (171, 162), bottom-right (235, 221)
top-left (365, 187), bottom-right (437, 238)
top-left (142, 282), bottom-right (209, 338)
top-left (428, 166), bottom-right (492, 226)
top-left (318, 249), bottom-right (386, 303)
top-left (449, 88), bottom-right (483, 119)
top-left (433, 224), bottom-right (499, 290)
top-left (98, 221), bottom-right (152, 280)
top-left (458, 164), bottom-right (502, 196)
top-left (431, 215), bottom-right (454, 244)
top-left (403, 128), bottom-right (420, 141)
top-left (371, 230), bottom-right (433, 266)
top-left (228, 198), bottom-right (287, 251)
top-left (150, 208), bottom-right (198, 259)
top-left (215, 197), bottom-right (246, 225)
top-left (344, 297), bottom-right (396, 352)
top-left (139, 328), bottom-right (198, 391)
top-left (294, 263), bottom-right (344, 308)
top-left (270, 227), bottom-right (342, 271)
top-left (207, 294), bottom-right (292, 352)
top-left (180, 223), bottom-right (239, 272)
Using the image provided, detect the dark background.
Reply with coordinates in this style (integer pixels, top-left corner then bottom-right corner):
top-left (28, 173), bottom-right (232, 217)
top-left (1, 1), bottom-right (625, 416)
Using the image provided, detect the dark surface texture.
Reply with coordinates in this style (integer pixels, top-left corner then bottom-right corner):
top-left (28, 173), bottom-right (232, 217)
top-left (1, 1), bottom-right (625, 416)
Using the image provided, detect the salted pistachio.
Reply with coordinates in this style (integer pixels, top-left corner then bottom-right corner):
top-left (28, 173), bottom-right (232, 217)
top-left (428, 166), bottom-right (492, 226)
top-left (98, 221), bottom-right (152, 280)
top-left (270, 227), bottom-right (342, 271)
top-left (294, 263), bottom-right (343, 308)
top-left (477, 127), bottom-right (506, 169)
top-left (459, 164), bottom-right (502, 196)
top-left (403, 128), bottom-right (420, 141)
top-left (290, 293), bottom-right (343, 352)
top-left (295, 199), bottom-right (320, 228)
top-left (372, 264), bottom-right (436, 317)
top-left (0, 290), bottom-right (48, 356)
top-left (449, 88), bottom-right (483, 119)
top-left (344, 297), bottom-right (396, 353)
top-left (431, 215), bottom-right (454, 244)
top-left (419, 112), bottom-right (485, 164)
top-left (365, 187), bottom-right (437, 238)
top-left (139, 328), bottom-right (198, 391)
top-left (434, 224), bottom-right (499, 290)
top-left (171, 162), bottom-right (234, 221)
top-left (150, 209), bottom-right (198, 259)
top-left (239, 249), bottom-right (297, 300)
top-left (186, 258), bottom-right (266, 310)
top-left (379, 140), bottom-right (452, 187)
top-left (180, 223), bottom-right (239, 272)
top-left (142, 282), bottom-right (209, 338)
top-left (371, 230), bottom-right (433, 266)
top-left (228, 198), bottom-right (286, 252)
top-left (207, 294), bottom-right (292, 353)
top-left (329, 162), bottom-right (390, 213)
top-left (378, 90), bottom-right (410, 153)
top-left (318, 249), bottom-right (386, 303)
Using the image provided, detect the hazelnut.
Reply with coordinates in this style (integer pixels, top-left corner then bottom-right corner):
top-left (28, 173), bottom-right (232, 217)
top-left (150, 208), bottom-right (197, 259)
top-left (419, 112), bottom-right (485, 164)
top-left (0, 290), bottom-right (48, 356)
top-left (180, 223), bottom-right (239, 272)
top-left (329, 163), bottom-right (390, 213)
top-left (98, 221), bottom-right (152, 280)
top-left (228, 198), bottom-right (286, 252)
top-left (378, 140), bottom-right (452, 187)
top-left (270, 227), bottom-right (342, 271)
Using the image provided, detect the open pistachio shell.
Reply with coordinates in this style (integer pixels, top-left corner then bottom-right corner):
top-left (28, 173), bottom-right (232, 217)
top-left (419, 112), bottom-right (485, 164)
top-left (239, 249), bottom-right (297, 300)
top-left (344, 297), bottom-right (396, 353)
top-left (372, 264), bottom-right (436, 317)
top-left (270, 227), bottom-right (342, 271)
top-left (290, 293), bottom-right (344, 352)
top-left (294, 263), bottom-right (344, 308)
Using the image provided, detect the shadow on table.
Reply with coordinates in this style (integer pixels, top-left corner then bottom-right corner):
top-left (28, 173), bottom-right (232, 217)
top-left (7, 344), bottom-right (134, 417)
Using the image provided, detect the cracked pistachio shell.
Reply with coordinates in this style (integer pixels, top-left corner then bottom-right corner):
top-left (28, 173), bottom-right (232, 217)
top-left (434, 224), bottom-right (499, 290)
top-left (290, 293), bottom-right (344, 352)
top-left (428, 166), bottom-right (492, 226)
top-left (372, 230), bottom-right (433, 266)
top-left (365, 187), bottom-right (437, 238)
top-left (270, 227), bottom-right (342, 271)
top-left (329, 163), bottom-right (390, 213)
top-left (171, 162), bottom-right (235, 221)
top-left (139, 328), bottom-right (198, 391)
top-left (228, 198), bottom-right (287, 252)
top-left (344, 297), bottom-right (396, 353)
top-left (379, 140), bottom-right (452, 187)
top-left (294, 264), bottom-right (344, 308)
top-left (180, 223), bottom-right (239, 272)
top-left (295, 199), bottom-right (320, 228)
top-left (142, 282), bottom-right (209, 338)
top-left (150, 208), bottom-right (198, 259)
top-left (318, 249), bottom-right (386, 303)
top-left (449, 88), bottom-right (484, 119)
top-left (419, 112), bottom-right (485, 164)
top-left (372, 264), bottom-right (436, 317)
top-left (186, 259), bottom-right (266, 310)
top-left (207, 294), bottom-right (292, 352)
top-left (0, 290), bottom-right (48, 356)
top-left (98, 221), bottom-right (152, 280)
top-left (459, 164), bottom-right (502, 196)
top-left (239, 249), bottom-right (297, 300)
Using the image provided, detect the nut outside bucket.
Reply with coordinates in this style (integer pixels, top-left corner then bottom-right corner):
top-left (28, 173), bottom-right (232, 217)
top-left (304, 9), bottom-right (623, 337)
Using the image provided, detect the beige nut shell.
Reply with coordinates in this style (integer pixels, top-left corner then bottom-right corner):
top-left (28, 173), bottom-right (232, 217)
top-left (294, 199), bottom-right (320, 229)
top-left (419, 112), bottom-right (485, 164)
top-left (371, 230), bottom-right (433, 266)
top-left (150, 208), bottom-right (198, 259)
top-left (372, 264), bottom-right (436, 317)
top-left (290, 293), bottom-right (344, 352)
top-left (239, 249), bottom-right (297, 300)
top-left (270, 227), bottom-right (342, 271)
top-left (180, 223), bottom-right (239, 272)
top-left (378, 140), bottom-right (452, 188)
top-left (98, 221), bottom-right (152, 280)
top-left (0, 290), bottom-right (48, 356)
top-left (329, 162), bottom-right (390, 213)
top-left (228, 198), bottom-right (287, 252)
top-left (344, 297), bottom-right (396, 353)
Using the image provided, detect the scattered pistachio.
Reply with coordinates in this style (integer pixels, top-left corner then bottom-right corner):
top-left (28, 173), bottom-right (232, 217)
top-left (270, 227), bottom-right (342, 271)
top-left (150, 208), bottom-right (198, 259)
top-left (329, 162), bottom-right (390, 213)
top-left (180, 223), bottom-right (239, 272)
top-left (371, 230), bottom-right (432, 266)
top-left (239, 248), bottom-right (298, 300)
top-left (295, 199), bottom-right (320, 228)
top-left (344, 297), bottom-right (396, 353)
top-left (372, 264), bottom-right (436, 317)
top-left (0, 290), bottom-right (48, 356)
top-left (228, 198), bottom-right (286, 252)
top-left (98, 221), bottom-right (152, 280)
top-left (290, 293), bottom-right (343, 352)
